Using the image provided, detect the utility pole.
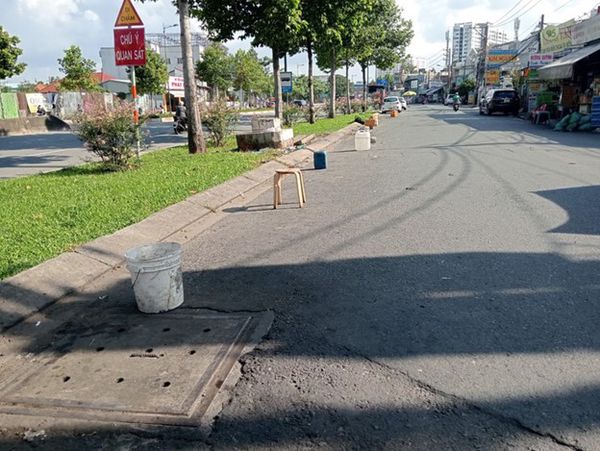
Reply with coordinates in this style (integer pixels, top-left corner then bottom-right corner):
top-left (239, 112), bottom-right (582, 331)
top-left (476, 22), bottom-right (489, 105)
top-left (445, 30), bottom-right (451, 93)
top-left (539, 14), bottom-right (544, 51)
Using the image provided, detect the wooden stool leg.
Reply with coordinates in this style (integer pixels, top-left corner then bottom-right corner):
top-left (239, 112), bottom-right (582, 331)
top-left (298, 171), bottom-right (306, 203)
top-left (273, 173), bottom-right (280, 209)
top-left (294, 172), bottom-right (304, 208)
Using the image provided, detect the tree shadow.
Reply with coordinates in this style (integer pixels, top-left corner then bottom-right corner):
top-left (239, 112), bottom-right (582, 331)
top-left (428, 109), bottom-right (600, 151)
top-left (535, 185), bottom-right (600, 235)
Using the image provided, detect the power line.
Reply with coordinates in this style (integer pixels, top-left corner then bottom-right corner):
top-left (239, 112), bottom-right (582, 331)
top-left (495, 0), bottom-right (544, 27)
top-left (493, 0), bottom-right (526, 25)
top-left (553, 0), bottom-right (576, 12)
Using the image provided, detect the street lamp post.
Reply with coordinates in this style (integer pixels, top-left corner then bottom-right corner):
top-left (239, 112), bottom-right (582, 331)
top-left (162, 23), bottom-right (178, 111)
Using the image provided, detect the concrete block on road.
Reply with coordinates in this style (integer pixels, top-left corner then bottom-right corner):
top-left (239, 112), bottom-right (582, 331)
top-left (0, 252), bottom-right (110, 331)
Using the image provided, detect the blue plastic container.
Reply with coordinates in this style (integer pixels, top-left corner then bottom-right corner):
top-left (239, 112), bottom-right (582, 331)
top-left (314, 150), bottom-right (327, 170)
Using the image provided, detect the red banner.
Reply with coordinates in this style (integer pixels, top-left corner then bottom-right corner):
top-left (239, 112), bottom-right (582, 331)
top-left (114, 28), bottom-right (146, 66)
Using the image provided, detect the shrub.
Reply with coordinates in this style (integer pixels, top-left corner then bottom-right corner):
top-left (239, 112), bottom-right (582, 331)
top-left (202, 100), bottom-right (239, 146)
top-left (74, 101), bottom-right (141, 171)
top-left (282, 104), bottom-right (304, 126)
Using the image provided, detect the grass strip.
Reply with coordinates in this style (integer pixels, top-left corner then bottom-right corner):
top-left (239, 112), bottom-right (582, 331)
top-left (0, 113), bottom-right (370, 279)
top-left (0, 142), bottom-right (274, 279)
top-left (293, 112), bottom-right (371, 136)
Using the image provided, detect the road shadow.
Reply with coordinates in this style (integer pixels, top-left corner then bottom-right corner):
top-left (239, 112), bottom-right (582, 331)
top-left (1, 250), bottom-right (600, 448)
top-left (535, 185), bottom-right (600, 235)
top-left (429, 109), bottom-right (600, 151)
top-left (0, 133), bottom-right (82, 152)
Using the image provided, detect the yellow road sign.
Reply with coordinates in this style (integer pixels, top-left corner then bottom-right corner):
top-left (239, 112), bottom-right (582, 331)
top-left (115, 0), bottom-right (144, 27)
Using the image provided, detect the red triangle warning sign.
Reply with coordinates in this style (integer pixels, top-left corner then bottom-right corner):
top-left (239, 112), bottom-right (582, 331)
top-left (115, 0), bottom-right (144, 27)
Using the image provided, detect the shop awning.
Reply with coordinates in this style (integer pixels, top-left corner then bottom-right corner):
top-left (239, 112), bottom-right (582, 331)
top-left (538, 42), bottom-right (600, 80)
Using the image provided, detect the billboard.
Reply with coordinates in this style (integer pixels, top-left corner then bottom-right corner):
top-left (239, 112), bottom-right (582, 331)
top-left (540, 20), bottom-right (574, 53)
top-left (486, 49), bottom-right (517, 70)
top-left (485, 71), bottom-right (500, 85)
top-left (528, 53), bottom-right (554, 68)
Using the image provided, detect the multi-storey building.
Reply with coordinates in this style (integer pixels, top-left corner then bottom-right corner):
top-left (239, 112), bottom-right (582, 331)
top-left (452, 23), bottom-right (508, 64)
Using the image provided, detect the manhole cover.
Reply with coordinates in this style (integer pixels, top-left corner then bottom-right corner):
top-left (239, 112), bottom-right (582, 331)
top-left (0, 310), bottom-right (263, 426)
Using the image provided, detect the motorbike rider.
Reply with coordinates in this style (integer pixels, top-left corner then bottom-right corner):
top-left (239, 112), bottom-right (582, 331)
top-left (452, 92), bottom-right (461, 110)
top-left (174, 100), bottom-right (187, 131)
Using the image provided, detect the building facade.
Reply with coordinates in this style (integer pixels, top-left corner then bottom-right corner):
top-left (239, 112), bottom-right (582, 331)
top-left (452, 23), bottom-right (508, 64)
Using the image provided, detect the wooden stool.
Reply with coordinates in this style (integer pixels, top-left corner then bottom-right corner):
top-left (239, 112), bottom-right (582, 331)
top-left (273, 168), bottom-right (306, 209)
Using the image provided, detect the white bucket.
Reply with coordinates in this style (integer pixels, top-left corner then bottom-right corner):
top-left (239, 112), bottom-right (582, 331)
top-left (125, 242), bottom-right (184, 314)
top-left (355, 128), bottom-right (371, 151)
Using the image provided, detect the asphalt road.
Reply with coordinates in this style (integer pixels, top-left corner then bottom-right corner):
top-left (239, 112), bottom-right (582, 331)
top-left (0, 114), bottom-right (264, 179)
top-left (173, 105), bottom-right (599, 449)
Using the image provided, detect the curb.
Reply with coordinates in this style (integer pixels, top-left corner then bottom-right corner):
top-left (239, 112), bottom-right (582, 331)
top-left (0, 121), bottom-right (360, 332)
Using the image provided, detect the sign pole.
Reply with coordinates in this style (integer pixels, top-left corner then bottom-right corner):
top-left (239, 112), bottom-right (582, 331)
top-left (131, 65), bottom-right (141, 159)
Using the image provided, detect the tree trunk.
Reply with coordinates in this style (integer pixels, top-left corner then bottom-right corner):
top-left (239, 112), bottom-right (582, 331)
top-left (329, 48), bottom-right (336, 119)
top-left (345, 59), bottom-right (351, 114)
top-left (273, 47), bottom-right (282, 120)
top-left (361, 63), bottom-right (367, 112)
top-left (307, 39), bottom-right (315, 124)
top-left (178, 0), bottom-right (205, 153)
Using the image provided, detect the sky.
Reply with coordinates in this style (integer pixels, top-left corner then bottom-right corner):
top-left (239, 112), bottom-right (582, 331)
top-left (1, 0), bottom-right (597, 85)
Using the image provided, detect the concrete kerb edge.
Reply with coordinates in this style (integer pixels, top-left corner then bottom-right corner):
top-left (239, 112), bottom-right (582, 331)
top-left (0, 121), bottom-right (360, 332)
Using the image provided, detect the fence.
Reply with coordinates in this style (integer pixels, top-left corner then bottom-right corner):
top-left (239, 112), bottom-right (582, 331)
top-left (0, 93), bottom-right (19, 119)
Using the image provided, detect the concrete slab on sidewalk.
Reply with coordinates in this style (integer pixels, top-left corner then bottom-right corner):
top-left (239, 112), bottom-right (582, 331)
top-left (0, 309), bottom-right (271, 428)
top-left (0, 252), bottom-right (110, 331)
top-left (75, 227), bottom-right (157, 267)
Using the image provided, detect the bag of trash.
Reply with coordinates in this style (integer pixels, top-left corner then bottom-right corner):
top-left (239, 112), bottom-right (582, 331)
top-left (554, 114), bottom-right (570, 131)
top-left (578, 114), bottom-right (591, 125)
top-left (568, 112), bottom-right (582, 126)
top-left (578, 123), bottom-right (596, 132)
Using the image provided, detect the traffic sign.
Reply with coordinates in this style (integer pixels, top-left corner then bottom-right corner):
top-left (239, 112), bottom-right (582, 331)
top-left (281, 72), bottom-right (292, 94)
top-left (114, 0), bottom-right (144, 27)
top-left (114, 28), bottom-right (146, 66)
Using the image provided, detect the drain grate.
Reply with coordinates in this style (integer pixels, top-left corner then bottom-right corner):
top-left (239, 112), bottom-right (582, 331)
top-left (0, 311), bottom-right (261, 426)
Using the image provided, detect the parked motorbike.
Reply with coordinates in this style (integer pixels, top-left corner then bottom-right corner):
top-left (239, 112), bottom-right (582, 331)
top-left (173, 116), bottom-right (187, 134)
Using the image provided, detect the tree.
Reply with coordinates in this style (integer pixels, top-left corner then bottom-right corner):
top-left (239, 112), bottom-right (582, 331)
top-left (58, 45), bottom-right (98, 92)
top-left (355, 0), bottom-right (413, 110)
top-left (314, 0), bottom-right (374, 118)
top-left (133, 48), bottom-right (168, 96)
top-left (138, 0), bottom-right (206, 153)
top-left (0, 27), bottom-right (26, 80)
top-left (196, 42), bottom-right (233, 99)
top-left (192, 0), bottom-right (303, 120)
top-left (232, 49), bottom-right (271, 107)
top-left (17, 81), bottom-right (37, 92)
top-left (458, 79), bottom-right (476, 100)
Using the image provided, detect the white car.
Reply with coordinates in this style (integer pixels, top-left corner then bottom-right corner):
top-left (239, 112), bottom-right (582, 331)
top-left (382, 96), bottom-right (407, 113)
top-left (399, 96), bottom-right (407, 110)
top-left (444, 95), bottom-right (454, 105)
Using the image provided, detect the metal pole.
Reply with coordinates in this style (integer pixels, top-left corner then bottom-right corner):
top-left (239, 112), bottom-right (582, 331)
top-left (131, 65), bottom-right (140, 159)
top-left (446, 30), bottom-right (451, 93)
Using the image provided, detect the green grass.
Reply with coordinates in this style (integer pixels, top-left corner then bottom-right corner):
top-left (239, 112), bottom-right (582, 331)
top-left (0, 142), bottom-right (276, 279)
top-left (293, 112), bottom-right (372, 137)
